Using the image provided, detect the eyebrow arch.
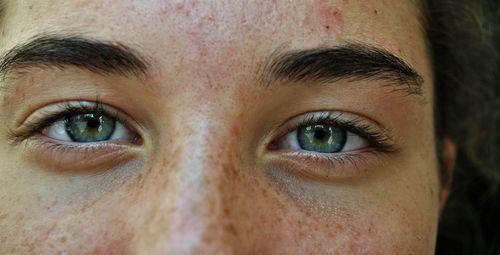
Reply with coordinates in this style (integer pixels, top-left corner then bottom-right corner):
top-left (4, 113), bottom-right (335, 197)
top-left (0, 0), bottom-right (5, 20)
top-left (0, 34), bottom-right (150, 81)
top-left (260, 43), bottom-right (424, 95)
top-left (0, 3), bottom-right (4, 21)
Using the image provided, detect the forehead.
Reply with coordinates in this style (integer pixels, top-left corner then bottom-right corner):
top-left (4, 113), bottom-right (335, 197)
top-left (2, 1), bottom-right (423, 49)
top-left (0, 0), bottom-right (428, 92)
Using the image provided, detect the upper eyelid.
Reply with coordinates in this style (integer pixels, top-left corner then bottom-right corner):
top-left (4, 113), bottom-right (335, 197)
top-left (14, 101), bottom-right (107, 126)
top-left (8, 101), bottom-right (137, 144)
top-left (22, 102), bottom-right (117, 129)
top-left (277, 111), bottom-right (381, 135)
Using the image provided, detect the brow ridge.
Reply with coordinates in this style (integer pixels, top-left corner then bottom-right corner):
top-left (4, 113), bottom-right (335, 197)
top-left (0, 34), bottom-right (150, 81)
top-left (261, 43), bottom-right (424, 96)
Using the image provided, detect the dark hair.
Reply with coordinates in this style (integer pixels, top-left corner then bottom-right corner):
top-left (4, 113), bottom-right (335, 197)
top-left (426, 0), bottom-right (500, 254)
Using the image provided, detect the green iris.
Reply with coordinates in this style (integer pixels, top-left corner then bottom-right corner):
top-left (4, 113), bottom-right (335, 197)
top-left (297, 124), bottom-right (347, 153)
top-left (65, 113), bottom-right (116, 142)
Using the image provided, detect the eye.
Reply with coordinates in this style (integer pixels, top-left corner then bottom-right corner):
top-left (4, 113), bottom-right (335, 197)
top-left (9, 101), bottom-right (142, 171)
top-left (278, 123), bottom-right (367, 153)
top-left (42, 113), bottom-right (134, 143)
top-left (266, 112), bottom-right (396, 180)
top-left (270, 112), bottom-right (394, 154)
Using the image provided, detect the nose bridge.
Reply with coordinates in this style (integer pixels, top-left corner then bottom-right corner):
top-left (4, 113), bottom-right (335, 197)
top-left (139, 109), bottom-right (240, 254)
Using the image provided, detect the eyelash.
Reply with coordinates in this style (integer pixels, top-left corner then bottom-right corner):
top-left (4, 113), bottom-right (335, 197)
top-left (9, 100), bottom-right (128, 143)
top-left (274, 112), bottom-right (397, 153)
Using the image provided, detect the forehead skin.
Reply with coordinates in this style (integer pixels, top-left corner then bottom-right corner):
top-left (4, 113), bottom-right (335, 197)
top-left (0, 1), bottom-right (438, 255)
top-left (0, 0), bottom-right (430, 86)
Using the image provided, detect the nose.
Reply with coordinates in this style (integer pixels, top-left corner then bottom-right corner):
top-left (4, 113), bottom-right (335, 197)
top-left (132, 117), bottom-right (243, 255)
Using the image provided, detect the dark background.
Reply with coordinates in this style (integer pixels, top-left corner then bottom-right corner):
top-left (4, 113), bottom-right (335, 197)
top-left (436, 1), bottom-right (500, 254)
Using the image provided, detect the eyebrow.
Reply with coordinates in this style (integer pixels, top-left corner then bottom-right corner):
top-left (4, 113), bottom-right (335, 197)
top-left (0, 34), bottom-right (422, 96)
top-left (0, 34), bottom-right (150, 81)
top-left (0, 0), bottom-right (5, 24)
top-left (261, 43), bottom-right (424, 95)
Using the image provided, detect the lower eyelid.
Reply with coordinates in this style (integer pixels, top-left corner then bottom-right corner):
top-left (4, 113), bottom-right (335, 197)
top-left (264, 150), bottom-right (382, 181)
top-left (24, 136), bottom-right (141, 172)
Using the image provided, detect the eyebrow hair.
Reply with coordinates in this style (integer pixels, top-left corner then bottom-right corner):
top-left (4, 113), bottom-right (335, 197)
top-left (0, 0), bottom-right (5, 24)
top-left (0, 34), bottom-right (150, 80)
top-left (0, 34), bottom-right (422, 97)
top-left (261, 43), bottom-right (424, 95)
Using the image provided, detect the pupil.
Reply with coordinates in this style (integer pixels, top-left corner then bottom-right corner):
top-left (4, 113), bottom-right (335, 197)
top-left (86, 116), bottom-right (100, 129)
top-left (313, 126), bottom-right (327, 140)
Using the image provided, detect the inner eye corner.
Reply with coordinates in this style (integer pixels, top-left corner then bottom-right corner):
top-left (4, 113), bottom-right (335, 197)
top-left (267, 140), bottom-right (279, 151)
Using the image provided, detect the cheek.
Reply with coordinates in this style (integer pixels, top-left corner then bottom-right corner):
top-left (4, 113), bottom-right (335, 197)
top-left (234, 189), bottom-right (383, 254)
top-left (0, 161), bottom-right (438, 254)
top-left (247, 159), bottom-right (439, 254)
top-left (4, 193), bottom-right (135, 254)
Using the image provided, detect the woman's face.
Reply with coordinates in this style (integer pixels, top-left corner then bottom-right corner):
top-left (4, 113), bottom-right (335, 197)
top-left (0, 0), bottom-right (443, 254)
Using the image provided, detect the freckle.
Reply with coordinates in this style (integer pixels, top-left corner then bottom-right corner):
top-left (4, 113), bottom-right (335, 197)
top-left (173, 3), bottom-right (185, 12)
top-left (230, 125), bottom-right (240, 138)
top-left (202, 232), bottom-right (214, 244)
top-left (261, 188), bottom-right (268, 198)
top-left (276, 14), bottom-right (285, 22)
top-left (223, 207), bottom-right (231, 217)
top-left (15, 214), bottom-right (24, 224)
top-left (224, 222), bottom-right (237, 235)
top-left (303, 15), bottom-right (311, 27)
top-left (276, 216), bottom-right (283, 223)
top-left (223, 163), bottom-right (238, 179)
top-left (205, 16), bottom-right (216, 22)
top-left (59, 236), bottom-right (67, 243)
top-left (374, 9), bottom-right (378, 15)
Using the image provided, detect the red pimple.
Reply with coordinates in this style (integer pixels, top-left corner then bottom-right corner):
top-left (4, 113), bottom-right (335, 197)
top-left (304, 0), bottom-right (344, 35)
top-left (317, 1), bottom-right (343, 29)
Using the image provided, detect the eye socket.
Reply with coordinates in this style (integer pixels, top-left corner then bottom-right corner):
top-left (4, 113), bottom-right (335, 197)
top-left (42, 113), bottom-right (135, 143)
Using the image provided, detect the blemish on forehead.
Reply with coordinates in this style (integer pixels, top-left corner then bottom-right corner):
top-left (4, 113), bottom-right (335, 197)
top-left (317, 1), bottom-right (343, 27)
top-left (304, 0), bottom-right (344, 35)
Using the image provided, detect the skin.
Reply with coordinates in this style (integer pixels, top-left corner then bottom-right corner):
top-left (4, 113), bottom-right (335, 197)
top-left (0, 0), bottom-right (453, 254)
